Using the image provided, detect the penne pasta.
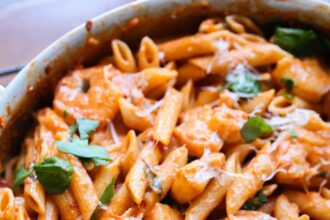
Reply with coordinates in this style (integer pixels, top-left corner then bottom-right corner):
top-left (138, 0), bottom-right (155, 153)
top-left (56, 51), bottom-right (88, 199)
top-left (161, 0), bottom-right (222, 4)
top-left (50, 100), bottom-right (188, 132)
top-left (4, 14), bottom-right (330, 220)
top-left (154, 88), bottom-right (183, 145)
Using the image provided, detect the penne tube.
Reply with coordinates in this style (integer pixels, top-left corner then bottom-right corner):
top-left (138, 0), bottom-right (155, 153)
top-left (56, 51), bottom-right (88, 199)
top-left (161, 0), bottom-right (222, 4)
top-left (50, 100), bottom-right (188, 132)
top-left (171, 153), bottom-right (225, 204)
top-left (63, 154), bottom-right (98, 220)
top-left (226, 145), bottom-right (277, 215)
top-left (180, 80), bottom-right (194, 112)
top-left (154, 88), bottom-right (183, 145)
top-left (121, 130), bottom-right (139, 176)
top-left (285, 190), bottom-right (330, 220)
top-left (0, 188), bottom-right (15, 219)
top-left (93, 159), bottom-right (120, 198)
top-left (37, 197), bottom-right (58, 220)
top-left (185, 152), bottom-right (240, 220)
top-left (145, 203), bottom-right (182, 220)
top-left (104, 183), bottom-right (133, 216)
top-left (144, 147), bottom-right (188, 210)
top-left (52, 190), bottom-right (81, 220)
top-left (138, 36), bottom-right (160, 69)
top-left (111, 39), bottom-right (136, 73)
top-left (125, 143), bottom-right (161, 204)
top-left (24, 179), bottom-right (46, 214)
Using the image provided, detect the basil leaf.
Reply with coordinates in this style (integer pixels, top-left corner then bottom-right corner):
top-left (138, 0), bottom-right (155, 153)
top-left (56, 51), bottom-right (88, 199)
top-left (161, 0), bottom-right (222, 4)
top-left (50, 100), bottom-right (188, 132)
top-left (92, 158), bottom-right (110, 166)
top-left (56, 140), bottom-right (111, 161)
top-left (273, 27), bottom-right (320, 56)
top-left (34, 157), bottom-right (73, 194)
top-left (243, 190), bottom-right (267, 210)
top-left (281, 92), bottom-right (294, 100)
top-left (241, 116), bottom-right (273, 142)
top-left (290, 130), bottom-right (297, 139)
top-left (146, 167), bottom-right (162, 195)
top-left (77, 118), bottom-right (99, 139)
top-left (13, 167), bottom-right (31, 191)
top-left (280, 78), bottom-right (294, 91)
top-left (69, 123), bottom-right (77, 139)
top-left (63, 110), bottom-right (69, 118)
top-left (99, 177), bottom-right (115, 205)
top-left (224, 65), bottom-right (261, 95)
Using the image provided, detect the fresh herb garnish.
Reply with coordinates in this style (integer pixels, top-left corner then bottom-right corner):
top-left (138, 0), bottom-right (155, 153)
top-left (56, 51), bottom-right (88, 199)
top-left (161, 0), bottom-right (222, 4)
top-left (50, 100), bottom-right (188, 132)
top-left (241, 116), bottom-right (273, 142)
top-left (69, 123), bottom-right (77, 139)
top-left (63, 110), bottom-right (69, 118)
top-left (223, 65), bottom-right (261, 95)
top-left (273, 27), bottom-right (319, 56)
top-left (146, 167), bottom-right (162, 194)
top-left (13, 167), bottom-right (31, 191)
top-left (34, 157), bottom-right (74, 194)
top-left (99, 177), bottom-right (115, 205)
top-left (282, 92), bottom-right (294, 100)
top-left (91, 177), bottom-right (116, 220)
top-left (76, 118), bottom-right (99, 140)
top-left (56, 140), bottom-right (111, 162)
top-left (280, 78), bottom-right (294, 91)
top-left (243, 190), bottom-right (268, 210)
top-left (290, 130), bottom-right (297, 139)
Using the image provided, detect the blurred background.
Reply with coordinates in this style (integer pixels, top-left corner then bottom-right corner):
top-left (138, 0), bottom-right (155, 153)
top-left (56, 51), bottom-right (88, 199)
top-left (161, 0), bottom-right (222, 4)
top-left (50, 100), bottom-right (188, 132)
top-left (0, 0), bottom-right (135, 86)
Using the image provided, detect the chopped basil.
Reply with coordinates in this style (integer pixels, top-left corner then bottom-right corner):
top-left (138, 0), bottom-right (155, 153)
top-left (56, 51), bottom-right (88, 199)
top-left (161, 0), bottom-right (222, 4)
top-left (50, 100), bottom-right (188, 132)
top-left (57, 139), bottom-right (111, 162)
top-left (69, 123), bottom-right (77, 139)
top-left (34, 157), bottom-right (74, 194)
top-left (280, 78), bottom-right (294, 91)
top-left (273, 27), bottom-right (319, 56)
top-left (99, 177), bottom-right (115, 205)
top-left (77, 118), bottom-right (99, 140)
top-left (146, 167), bottom-right (162, 195)
top-left (282, 92), bottom-right (294, 100)
top-left (63, 110), bottom-right (69, 118)
top-left (241, 116), bottom-right (273, 142)
top-left (91, 177), bottom-right (116, 220)
top-left (224, 65), bottom-right (261, 95)
top-left (290, 130), bottom-right (297, 139)
top-left (13, 167), bottom-right (31, 191)
top-left (243, 190), bottom-right (268, 210)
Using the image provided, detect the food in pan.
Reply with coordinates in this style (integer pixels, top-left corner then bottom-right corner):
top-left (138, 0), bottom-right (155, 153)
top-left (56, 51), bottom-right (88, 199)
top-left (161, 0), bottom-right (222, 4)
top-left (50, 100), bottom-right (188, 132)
top-left (1, 15), bottom-right (330, 220)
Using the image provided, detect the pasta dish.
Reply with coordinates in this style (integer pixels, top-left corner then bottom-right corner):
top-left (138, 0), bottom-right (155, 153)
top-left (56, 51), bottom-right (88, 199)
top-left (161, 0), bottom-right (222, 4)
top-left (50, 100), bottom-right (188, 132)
top-left (1, 15), bottom-right (330, 220)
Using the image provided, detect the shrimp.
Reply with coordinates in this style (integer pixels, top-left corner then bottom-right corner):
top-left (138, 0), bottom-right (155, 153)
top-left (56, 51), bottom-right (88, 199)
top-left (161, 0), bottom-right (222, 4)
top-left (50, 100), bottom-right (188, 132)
top-left (34, 108), bottom-right (70, 159)
top-left (174, 105), bottom-right (223, 157)
top-left (275, 140), bottom-right (310, 185)
top-left (53, 64), bottom-right (122, 125)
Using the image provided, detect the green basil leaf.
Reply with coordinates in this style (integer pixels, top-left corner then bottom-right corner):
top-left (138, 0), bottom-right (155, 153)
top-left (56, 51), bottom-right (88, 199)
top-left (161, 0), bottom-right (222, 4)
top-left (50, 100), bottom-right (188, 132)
top-left (281, 92), bottom-right (294, 100)
top-left (241, 116), bottom-right (273, 142)
top-left (63, 110), bottom-right (69, 118)
top-left (290, 130), bottom-right (297, 139)
top-left (99, 177), bottom-right (115, 205)
top-left (273, 27), bottom-right (319, 56)
top-left (224, 65), bottom-right (261, 95)
top-left (92, 158), bottom-right (110, 166)
top-left (56, 140), bottom-right (111, 161)
top-left (13, 167), bottom-right (31, 191)
top-left (77, 118), bottom-right (99, 139)
top-left (34, 157), bottom-right (74, 194)
top-left (280, 78), bottom-right (294, 91)
top-left (69, 123), bottom-right (77, 139)
top-left (243, 190), bottom-right (268, 210)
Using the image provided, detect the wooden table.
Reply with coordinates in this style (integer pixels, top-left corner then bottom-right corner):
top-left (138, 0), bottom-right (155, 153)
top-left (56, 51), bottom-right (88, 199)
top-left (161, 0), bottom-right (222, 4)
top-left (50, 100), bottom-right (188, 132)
top-left (0, 0), bottom-right (134, 86)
